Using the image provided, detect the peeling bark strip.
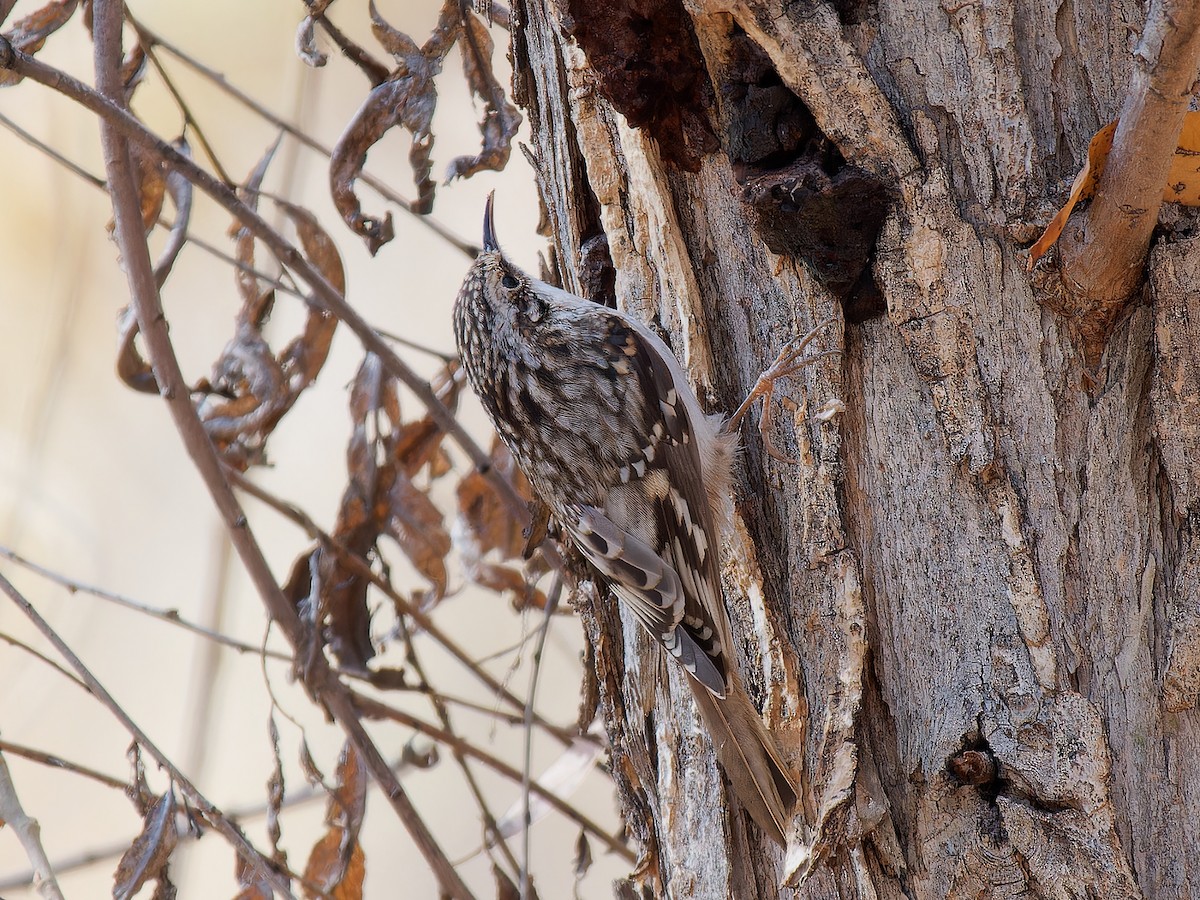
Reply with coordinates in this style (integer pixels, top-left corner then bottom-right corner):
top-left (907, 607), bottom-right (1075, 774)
top-left (514, 0), bottom-right (1199, 895)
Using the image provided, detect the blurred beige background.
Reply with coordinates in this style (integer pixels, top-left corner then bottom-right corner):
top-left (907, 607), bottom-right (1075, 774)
top-left (0, 1), bottom-right (622, 896)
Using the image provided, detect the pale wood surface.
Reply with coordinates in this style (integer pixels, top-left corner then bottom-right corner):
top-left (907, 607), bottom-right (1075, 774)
top-left (513, 0), bottom-right (1195, 895)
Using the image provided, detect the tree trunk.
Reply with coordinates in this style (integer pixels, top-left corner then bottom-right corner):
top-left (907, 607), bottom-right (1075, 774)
top-left (511, 0), bottom-right (1195, 896)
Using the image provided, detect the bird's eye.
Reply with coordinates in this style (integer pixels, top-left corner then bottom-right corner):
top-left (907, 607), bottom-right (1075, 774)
top-left (501, 273), bottom-right (520, 290)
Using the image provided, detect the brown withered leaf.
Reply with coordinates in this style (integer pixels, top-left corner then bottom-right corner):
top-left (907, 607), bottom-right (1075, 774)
top-left (155, 137), bottom-right (193, 289)
top-left (329, 1), bottom-right (465, 252)
top-left (393, 364), bottom-right (461, 477)
top-left (445, 11), bottom-right (521, 182)
top-left (454, 439), bottom-right (548, 609)
top-left (302, 742), bottom-right (367, 900)
top-left (493, 863), bottom-right (522, 900)
top-left (574, 830), bottom-right (593, 881)
top-left (282, 357), bottom-right (459, 668)
top-left (232, 137), bottom-right (280, 317)
top-left (383, 469), bottom-right (451, 606)
top-left (196, 143), bottom-right (341, 470)
top-left (0, 0), bottom-right (79, 87)
top-left (275, 199), bottom-right (340, 392)
top-left (112, 790), bottom-right (177, 900)
top-left (299, 737), bottom-right (327, 789)
top-left (233, 854), bottom-right (275, 900)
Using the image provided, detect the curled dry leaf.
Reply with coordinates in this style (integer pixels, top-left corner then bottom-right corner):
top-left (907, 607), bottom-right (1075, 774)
top-left (196, 141), bottom-right (340, 469)
top-left (331, 0), bottom-right (509, 251)
top-left (302, 741), bottom-right (367, 900)
top-left (118, 39), bottom-right (147, 104)
top-left (574, 830), bottom-right (593, 881)
top-left (0, 0), bottom-right (78, 87)
top-left (445, 11), bottom-right (521, 182)
top-left (112, 790), bottom-right (177, 900)
top-left (329, 2), bottom-right (437, 252)
top-left (296, 14), bottom-right (327, 68)
top-left (265, 715), bottom-right (286, 864)
top-left (1029, 113), bottom-right (1200, 267)
top-left (454, 439), bottom-right (548, 610)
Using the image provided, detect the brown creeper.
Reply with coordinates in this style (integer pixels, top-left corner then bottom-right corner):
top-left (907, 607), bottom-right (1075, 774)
top-left (454, 195), bottom-right (829, 845)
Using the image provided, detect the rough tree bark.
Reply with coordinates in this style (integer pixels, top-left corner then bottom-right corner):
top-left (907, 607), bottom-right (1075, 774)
top-left (509, 0), bottom-right (1197, 897)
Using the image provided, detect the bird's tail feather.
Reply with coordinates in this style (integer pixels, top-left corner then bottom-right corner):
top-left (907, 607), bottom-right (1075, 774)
top-left (690, 677), bottom-right (797, 846)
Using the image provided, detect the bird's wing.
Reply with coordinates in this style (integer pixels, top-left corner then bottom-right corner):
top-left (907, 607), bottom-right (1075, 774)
top-left (562, 312), bottom-right (734, 697)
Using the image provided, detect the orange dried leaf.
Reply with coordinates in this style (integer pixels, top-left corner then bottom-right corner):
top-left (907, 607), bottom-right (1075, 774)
top-left (1028, 121), bottom-right (1116, 267)
top-left (302, 742), bottom-right (367, 900)
top-left (384, 471), bottom-right (450, 604)
top-left (1030, 112), bottom-right (1200, 267)
top-left (303, 835), bottom-right (364, 900)
top-left (1164, 112), bottom-right (1200, 204)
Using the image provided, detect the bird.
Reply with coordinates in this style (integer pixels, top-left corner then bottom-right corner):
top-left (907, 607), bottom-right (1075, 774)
top-left (453, 193), bottom-right (834, 845)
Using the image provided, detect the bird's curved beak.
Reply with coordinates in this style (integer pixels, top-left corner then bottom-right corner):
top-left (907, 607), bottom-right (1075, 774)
top-left (482, 191), bottom-right (500, 253)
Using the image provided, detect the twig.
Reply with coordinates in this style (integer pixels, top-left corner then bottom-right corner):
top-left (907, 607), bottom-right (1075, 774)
top-left (0, 739), bottom-right (127, 791)
top-left (0, 544), bottom-right (294, 662)
top-left (0, 630), bottom-right (89, 691)
top-left (350, 690), bottom-right (633, 862)
top-left (0, 751), bottom-right (65, 900)
top-left (394, 604), bottom-right (524, 881)
top-left (87, 4), bottom-right (474, 896)
top-left (1058, 0), bottom-right (1200, 354)
top-left (0, 109), bottom-right (105, 187)
top-left (521, 577), bottom-right (560, 900)
top-left (124, 6), bottom-right (234, 185)
top-left (0, 571), bottom-right (295, 898)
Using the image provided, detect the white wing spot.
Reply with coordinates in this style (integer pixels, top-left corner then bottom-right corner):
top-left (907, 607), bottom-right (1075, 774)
top-left (619, 465), bottom-right (631, 483)
top-left (632, 459), bottom-right (646, 477)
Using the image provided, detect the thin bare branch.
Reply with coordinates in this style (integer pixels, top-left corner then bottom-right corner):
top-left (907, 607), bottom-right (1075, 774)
top-left (0, 739), bottom-right (128, 791)
top-left (521, 579), bottom-right (560, 900)
top-left (0, 545), bottom-right (294, 661)
top-left (0, 629), bottom-right (89, 690)
top-left (0, 108), bottom-right (105, 187)
top-left (0, 751), bottom-right (65, 900)
top-left (123, 6), bottom-right (234, 185)
top-left (1058, 0), bottom-right (1200, 355)
top-left (349, 690), bottom-right (633, 862)
top-left (0, 571), bottom-right (294, 898)
top-left (87, 4), bottom-right (474, 893)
